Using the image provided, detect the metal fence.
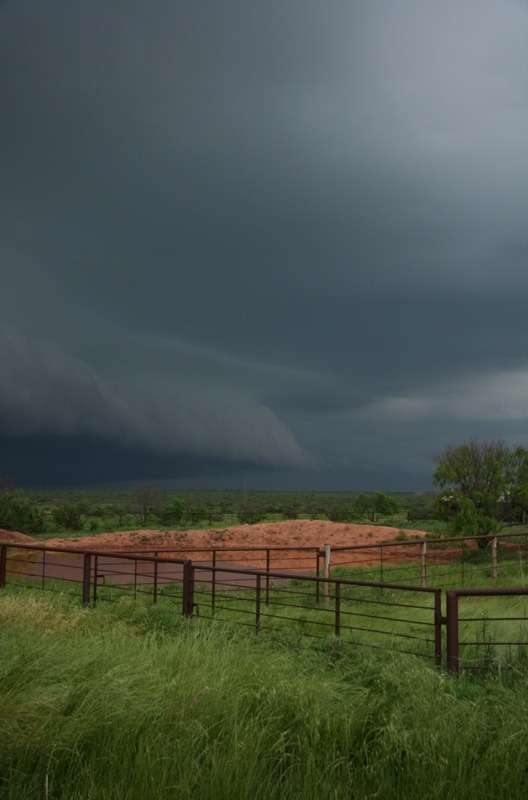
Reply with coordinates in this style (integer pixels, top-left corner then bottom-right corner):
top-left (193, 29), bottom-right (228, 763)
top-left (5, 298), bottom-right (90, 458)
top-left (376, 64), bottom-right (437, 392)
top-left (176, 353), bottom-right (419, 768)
top-left (0, 542), bottom-right (190, 609)
top-left (3, 538), bottom-right (528, 673)
top-left (445, 588), bottom-right (528, 673)
top-left (321, 530), bottom-right (528, 588)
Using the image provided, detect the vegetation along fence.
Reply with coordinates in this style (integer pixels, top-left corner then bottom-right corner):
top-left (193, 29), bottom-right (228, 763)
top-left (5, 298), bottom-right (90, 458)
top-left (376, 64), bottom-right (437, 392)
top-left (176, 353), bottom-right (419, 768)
top-left (2, 538), bottom-right (528, 673)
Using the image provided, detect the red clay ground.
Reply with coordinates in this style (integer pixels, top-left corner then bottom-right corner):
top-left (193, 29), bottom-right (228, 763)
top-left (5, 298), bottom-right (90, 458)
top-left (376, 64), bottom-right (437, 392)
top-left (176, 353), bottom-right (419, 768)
top-left (45, 520), bottom-right (429, 570)
top-left (0, 528), bottom-right (39, 545)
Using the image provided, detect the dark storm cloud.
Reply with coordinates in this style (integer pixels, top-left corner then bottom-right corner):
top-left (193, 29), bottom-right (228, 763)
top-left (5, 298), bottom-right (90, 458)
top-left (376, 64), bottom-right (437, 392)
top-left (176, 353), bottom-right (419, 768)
top-left (0, 326), bottom-right (310, 469)
top-left (0, 0), bottom-right (527, 487)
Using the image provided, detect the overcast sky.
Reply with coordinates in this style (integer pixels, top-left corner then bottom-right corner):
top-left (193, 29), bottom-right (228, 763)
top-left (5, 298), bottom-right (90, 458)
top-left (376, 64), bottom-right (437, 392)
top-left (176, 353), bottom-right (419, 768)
top-left (1, 0), bottom-right (527, 490)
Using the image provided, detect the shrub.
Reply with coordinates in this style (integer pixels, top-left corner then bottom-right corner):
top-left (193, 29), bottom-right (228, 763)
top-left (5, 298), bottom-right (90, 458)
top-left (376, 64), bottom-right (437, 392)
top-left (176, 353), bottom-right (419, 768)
top-left (0, 491), bottom-right (46, 534)
top-left (236, 508), bottom-right (266, 525)
top-left (158, 497), bottom-right (185, 526)
top-left (52, 502), bottom-right (88, 531)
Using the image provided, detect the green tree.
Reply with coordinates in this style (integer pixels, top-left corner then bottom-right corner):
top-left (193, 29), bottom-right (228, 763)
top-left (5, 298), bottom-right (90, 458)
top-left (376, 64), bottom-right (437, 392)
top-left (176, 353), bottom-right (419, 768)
top-left (158, 497), bottom-right (185, 526)
top-left (432, 439), bottom-right (528, 547)
top-left (0, 491), bottom-right (46, 534)
top-left (352, 492), bottom-right (399, 523)
top-left (52, 501), bottom-right (89, 531)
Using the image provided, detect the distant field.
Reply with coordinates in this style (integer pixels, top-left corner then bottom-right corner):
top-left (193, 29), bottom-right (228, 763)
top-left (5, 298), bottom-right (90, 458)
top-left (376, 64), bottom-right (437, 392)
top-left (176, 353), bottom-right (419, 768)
top-left (18, 488), bottom-right (445, 539)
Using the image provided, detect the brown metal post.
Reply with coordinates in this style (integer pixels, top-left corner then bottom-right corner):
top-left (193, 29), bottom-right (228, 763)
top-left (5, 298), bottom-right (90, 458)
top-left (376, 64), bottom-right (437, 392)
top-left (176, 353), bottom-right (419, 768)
top-left (334, 581), bottom-right (341, 637)
top-left (0, 545), bottom-right (7, 589)
top-left (265, 549), bottom-right (270, 606)
top-left (492, 536), bottom-right (498, 580)
top-left (182, 559), bottom-right (195, 617)
top-left (324, 544), bottom-right (331, 604)
top-left (434, 589), bottom-right (442, 666)
top-left (316, 550), bottom-right (321, 603)
top-left (380, 545), bottom-right (384, 584)
top-left (92, 555), bottom-right (98, 604)
top-left (153, 552), bottom-right (158, 604)
top-left (82, 553), bottom-right (92, 607)
top-left (41, 548), bottom-right (46, 590)
top-left (212, 550), bottom-right (216, 613)
top-left (446, 590), bottom-right (459, 674)
top-left (420, 541), bottom-right (427, 587)
top-left (256, 573), bottom-right (261, 633)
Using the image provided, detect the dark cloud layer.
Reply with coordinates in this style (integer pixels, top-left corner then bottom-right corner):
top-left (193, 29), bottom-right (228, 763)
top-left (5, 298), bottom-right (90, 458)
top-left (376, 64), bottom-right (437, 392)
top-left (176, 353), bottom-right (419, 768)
top-left (1, 0), bottom-right (527, 489)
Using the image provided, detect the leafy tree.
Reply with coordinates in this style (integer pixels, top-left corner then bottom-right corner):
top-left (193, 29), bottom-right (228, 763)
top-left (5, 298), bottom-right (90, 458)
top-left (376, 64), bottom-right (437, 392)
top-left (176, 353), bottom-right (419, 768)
top-left (158, 497), bottom-right (185, 526)
top-left (236, 507), bottom-right (266, 525)
top-left (352, 492), bottom-right (400, 523)
top-left (325, 504), bottom-right (355, 522)
top-left (52, 501), bottom-right (89, 531)
top-left (0, 491), bottom-right (46, 534)
top-left (183, 505), bottom-right (208, 526)
top-left (432, 439), bottom-right (528, 547)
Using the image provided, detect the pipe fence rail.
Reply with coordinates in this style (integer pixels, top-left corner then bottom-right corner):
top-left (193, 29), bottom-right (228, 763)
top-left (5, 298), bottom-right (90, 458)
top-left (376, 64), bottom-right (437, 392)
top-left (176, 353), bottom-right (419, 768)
top-left (325, 530), bottom-right (528, 588)
top-left (2, 537), bottom-right (528, 673)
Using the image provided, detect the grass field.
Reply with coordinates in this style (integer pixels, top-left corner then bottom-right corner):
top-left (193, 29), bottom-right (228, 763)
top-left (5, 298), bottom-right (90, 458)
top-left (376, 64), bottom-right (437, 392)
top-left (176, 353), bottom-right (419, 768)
top-left (2, 589), bottom-right (528, 799)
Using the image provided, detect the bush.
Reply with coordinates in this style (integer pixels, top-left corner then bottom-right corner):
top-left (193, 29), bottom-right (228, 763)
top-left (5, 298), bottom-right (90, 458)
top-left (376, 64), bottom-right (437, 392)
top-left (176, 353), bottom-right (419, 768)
top-left (0, 491), bottom-right (46, 534)
top-left (325, 504), bottom-right (355, 522)
top-left (407, 505), bottom-right (436, 522)
top-left (236, 508), bottom-right (266, 525)
top-left (158, 497), bottom-right (185, 526)
top-left (52, 502), bottom-right (88, 531)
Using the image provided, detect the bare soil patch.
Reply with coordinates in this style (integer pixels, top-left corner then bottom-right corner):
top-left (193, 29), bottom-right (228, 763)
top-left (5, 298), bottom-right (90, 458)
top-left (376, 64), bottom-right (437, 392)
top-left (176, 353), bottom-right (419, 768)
top-left (0, 529), bottom-right (38, 545)
top-left (46, 520), bottom-right (430, 570)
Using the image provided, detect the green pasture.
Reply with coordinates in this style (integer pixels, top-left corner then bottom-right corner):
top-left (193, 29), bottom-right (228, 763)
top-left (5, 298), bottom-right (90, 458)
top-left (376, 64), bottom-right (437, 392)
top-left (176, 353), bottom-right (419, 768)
top-left (2, 589), bottom-right (528, 799)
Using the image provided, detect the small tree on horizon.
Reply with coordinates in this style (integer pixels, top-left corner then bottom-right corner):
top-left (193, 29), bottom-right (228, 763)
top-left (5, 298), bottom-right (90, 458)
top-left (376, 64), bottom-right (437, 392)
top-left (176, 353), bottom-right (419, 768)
top-left (126, 484), bottom-right (166, 527)
top-left (432, 439), bottom-right (528, 547)
top-left (352, 492), bottom-right (399, 523)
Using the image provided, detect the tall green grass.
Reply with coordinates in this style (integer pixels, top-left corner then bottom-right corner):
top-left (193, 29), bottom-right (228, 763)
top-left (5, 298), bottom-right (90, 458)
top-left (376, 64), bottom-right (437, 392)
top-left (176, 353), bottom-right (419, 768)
top-left (2, 592), bottom-right (528, 799)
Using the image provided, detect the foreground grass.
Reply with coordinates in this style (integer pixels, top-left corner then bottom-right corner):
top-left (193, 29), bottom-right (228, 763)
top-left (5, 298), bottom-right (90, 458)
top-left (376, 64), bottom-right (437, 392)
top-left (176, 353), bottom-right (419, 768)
top-left (2, 593), bottom-right (528, 799)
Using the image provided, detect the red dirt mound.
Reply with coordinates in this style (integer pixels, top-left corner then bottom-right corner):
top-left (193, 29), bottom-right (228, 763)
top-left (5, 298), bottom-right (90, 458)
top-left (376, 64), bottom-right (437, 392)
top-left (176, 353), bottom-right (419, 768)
top-left (46, 520), bottom-right (428, 570)
top-left (0, 529), bottom-right (38, 545)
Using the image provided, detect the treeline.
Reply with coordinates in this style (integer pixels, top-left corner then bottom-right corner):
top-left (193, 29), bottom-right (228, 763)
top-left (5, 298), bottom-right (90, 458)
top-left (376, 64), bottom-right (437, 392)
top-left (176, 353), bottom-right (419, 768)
top-left (0, 481), bottom-right (436, 535)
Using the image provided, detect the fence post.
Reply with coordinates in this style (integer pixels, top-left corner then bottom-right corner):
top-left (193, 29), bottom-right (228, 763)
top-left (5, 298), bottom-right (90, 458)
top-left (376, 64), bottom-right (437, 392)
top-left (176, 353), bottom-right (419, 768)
top-left (256, 573), bottom-right (261, 633)
top-left (266, 549), bottom-right (270, 606)
top-left (324, 544), bottom-right (331, 604)
top-left (92, 555), bottom-right (98, 605)
top-left (316, 549), bottom-right (321, 603)
top-left (182, 559), bottom-right (195, 617)
top-left (420, 541), bottom-right (427, 587)
top-left (492, 536), bottom-right (498, 580)
top-left (212, 550), bottom-right (216, 614)
top-left (434, 589), bottom-right (442, 666)
top-left (0, 545), bottom-right (6, 589)
top-left (334, 581), bottom-right (340, 637)
top-left (82, 553), bottom-right (92, 607)
top-left (153, 552), bottom-right (158, 604)
top-left (446, 590), bottom-right (459, 674)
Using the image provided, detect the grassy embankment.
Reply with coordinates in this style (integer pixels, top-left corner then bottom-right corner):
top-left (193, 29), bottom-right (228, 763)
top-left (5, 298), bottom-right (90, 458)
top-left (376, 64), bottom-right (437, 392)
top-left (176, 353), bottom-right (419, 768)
top-left (2, 589), bottom-right (528, 799)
